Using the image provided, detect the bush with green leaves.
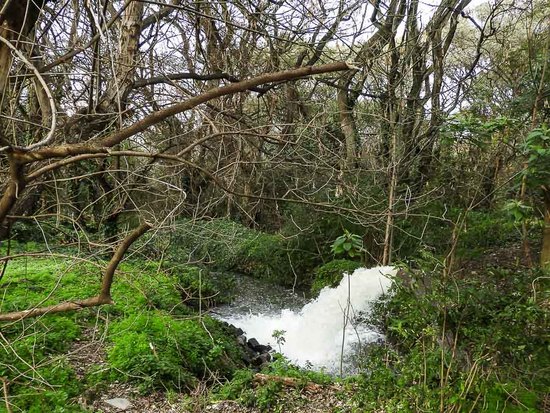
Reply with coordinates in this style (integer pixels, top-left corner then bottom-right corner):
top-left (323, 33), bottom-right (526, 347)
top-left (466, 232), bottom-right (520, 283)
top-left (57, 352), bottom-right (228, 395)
top-left (213, 356), bottom-right (333, 411)
top-left (331, 229), bottom-right (364, 258)
top-left (310, 259), bottom-right (362, 296)
top-left (394, 205), bottom-right (525, 260)
top-left (165, 219), bottom-right (313, 286)
top-left (354, 266), bottom-right (550, 412)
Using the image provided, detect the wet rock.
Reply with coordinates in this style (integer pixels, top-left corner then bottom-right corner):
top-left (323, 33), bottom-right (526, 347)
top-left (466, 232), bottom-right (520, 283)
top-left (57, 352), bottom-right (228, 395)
top-left (251, 352), bottom-right (271, 366)
top-left (237, 334), bottom-right (247, 346)
top-left (247, 338), bottom-right (272, 353)
top-left (255, 343), bottom-right (272, 353)
top-left (247, 337), bottom-right (261, 349)
top-left (224, 324), bottom-right (273, 369)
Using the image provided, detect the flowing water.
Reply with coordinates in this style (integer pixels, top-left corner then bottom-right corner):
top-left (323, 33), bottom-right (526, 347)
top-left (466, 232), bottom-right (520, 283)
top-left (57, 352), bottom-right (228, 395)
top-left (215, 266), bottom-right (396, 374)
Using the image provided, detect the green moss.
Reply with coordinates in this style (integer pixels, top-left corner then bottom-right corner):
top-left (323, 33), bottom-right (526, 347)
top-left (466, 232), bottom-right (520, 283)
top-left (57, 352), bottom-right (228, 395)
top-left (0, 254), bottom-right (245, 410)
top-left (106, 312), bottom-right (245, 391)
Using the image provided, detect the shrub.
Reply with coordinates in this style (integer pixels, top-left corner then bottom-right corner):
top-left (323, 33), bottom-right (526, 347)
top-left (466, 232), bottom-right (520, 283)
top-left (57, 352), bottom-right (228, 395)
top-left (310, 259), bottom-right (362, 296)
top-left (164, 219), bottom-right (313, 286)
top-left (213, 356), bottom-right (333, 411)
top-left (394, 205), bottom-right (532, 260)
top-left (355, 266), bottom-right (550, 411)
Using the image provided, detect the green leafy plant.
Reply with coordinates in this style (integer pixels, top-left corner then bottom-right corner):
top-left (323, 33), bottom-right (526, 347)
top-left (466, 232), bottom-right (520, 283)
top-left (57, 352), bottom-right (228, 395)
top-left (174, 265), bottom-right (224, 309)
top-left (107, 312), bottom-right (245, 391)
top-left (331, 229), bottom-right (363, 259)
top-left (272, 329), bottom-right (286, 353)
top-left (213, 356), bottom-right (333, 411)
top-left (503, 200), bottom-right (534, 222)
top-left (522, 127), bottom-right (550, 186)
top-left (355, 265), bottom-right (550, 412)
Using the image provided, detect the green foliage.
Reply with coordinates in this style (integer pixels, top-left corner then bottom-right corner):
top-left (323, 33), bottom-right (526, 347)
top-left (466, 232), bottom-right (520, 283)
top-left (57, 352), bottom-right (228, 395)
top-left (6, 361), bottom-right (84, 413)
top-left (106, 312), bottom-right (245, 391)
top-left (0, 314), bottom-right (83, 412)
top-left (457, 210), bottom-right (522, 254)
top-left (331, 229), bottom-right (363, 259)
top-left (263, 356), bottom-right (332, 386)
top-left (522, 126), bottom-right (550, 187)
top-left (310, 259), bottom-right (362, 296)
top-left (280, 202), bottom-right (380, 267)
top-left (271, 329), bottom-right (286, 353)
top-left (173, 265), bottom-right (234, 309)
top-left (213, 356), bottom-right (333, 411)
top-left (443, 115), bottom-right (516, 148)
top-left (394, 206), bottom-right (524, 260)
top-left (503, 200), bottom-right (534, 223)
top-left (213, 369), bottom-right (256, 404)
top-left (0, 255), bottom-right (246, 410)
top-left (165, 219), bottom-right (312, 286)
top-left (354, 266), bottom-right (550, 411)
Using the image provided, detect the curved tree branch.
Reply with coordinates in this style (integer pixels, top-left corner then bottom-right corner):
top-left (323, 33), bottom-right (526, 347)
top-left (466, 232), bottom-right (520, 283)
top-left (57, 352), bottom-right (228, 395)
top-left (0, 222), bottom-right (152, 322)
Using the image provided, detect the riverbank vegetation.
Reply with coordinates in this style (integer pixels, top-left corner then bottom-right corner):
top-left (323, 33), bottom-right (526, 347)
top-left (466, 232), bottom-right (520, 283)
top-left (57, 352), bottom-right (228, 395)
top-left (1, 0), bottom-right (549, 411)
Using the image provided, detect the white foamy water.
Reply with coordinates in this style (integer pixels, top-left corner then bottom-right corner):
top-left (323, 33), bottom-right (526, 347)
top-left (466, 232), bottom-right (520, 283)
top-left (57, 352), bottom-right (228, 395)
top-left (220, 266), bottom-right (396, 373)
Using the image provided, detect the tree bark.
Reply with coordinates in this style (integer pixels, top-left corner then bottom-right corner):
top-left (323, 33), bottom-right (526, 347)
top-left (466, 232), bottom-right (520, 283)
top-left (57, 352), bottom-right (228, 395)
top-left (337, 89), bottom-right (358, 169)
top-left (0, 154), bottom-right (26, 239)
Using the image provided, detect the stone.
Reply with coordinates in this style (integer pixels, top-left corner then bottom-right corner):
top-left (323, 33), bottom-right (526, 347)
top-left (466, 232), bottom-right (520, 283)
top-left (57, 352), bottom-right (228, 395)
top-left (247, 337), bottom-right (272, 353)
top-left (255, 344), bottom-right (272, 353)
top-left (237, 334), bottom-right (247, 346)
top-left (251, 352), bottom-right (271, 366)
top-left (247, 337), bottom-right (261, 350)
top-left (104, 398), bottom-right (132, 411)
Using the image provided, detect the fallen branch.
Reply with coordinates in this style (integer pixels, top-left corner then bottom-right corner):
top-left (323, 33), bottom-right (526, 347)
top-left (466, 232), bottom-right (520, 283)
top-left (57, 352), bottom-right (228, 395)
top-left (253, 373), bottom-right (340, 392)
top-left (0, 222), bottom-right (152, 322)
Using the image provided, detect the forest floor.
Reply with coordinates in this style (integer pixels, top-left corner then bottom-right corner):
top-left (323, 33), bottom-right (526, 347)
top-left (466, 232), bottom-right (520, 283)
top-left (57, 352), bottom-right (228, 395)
top-left (77, 243), bottom-right (543, 413)
top-left (2, 239), bottom-right (547, 412)
top-left (69, 327), bottom-right (355, 412)
top-left (86, 385), bottom-right (353, 413)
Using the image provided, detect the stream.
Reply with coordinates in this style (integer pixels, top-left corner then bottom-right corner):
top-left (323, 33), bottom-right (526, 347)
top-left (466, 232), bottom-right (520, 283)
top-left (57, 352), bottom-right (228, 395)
top-left (214, 266), bottom-right (396, 374)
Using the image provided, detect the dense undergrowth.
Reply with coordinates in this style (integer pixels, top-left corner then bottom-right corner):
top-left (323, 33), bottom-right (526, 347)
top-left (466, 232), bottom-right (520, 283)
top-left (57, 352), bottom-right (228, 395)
top-left (146, 218), bottom-right (318, 287)
top-left (1, 207), bottom-right (548, 412)
top-left (352, 265), bottom-right (549, 412)
top-left (0, 252), bottom-right (246, 412)
top-left (213, 264), bottom-right (549, 412)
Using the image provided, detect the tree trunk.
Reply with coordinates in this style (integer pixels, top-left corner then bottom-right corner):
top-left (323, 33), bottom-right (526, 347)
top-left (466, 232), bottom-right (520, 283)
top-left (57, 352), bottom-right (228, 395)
top-left (337, 88), bottom-right (357, 169)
